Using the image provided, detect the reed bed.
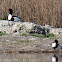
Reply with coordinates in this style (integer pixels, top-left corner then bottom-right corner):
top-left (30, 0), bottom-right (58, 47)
top-left (0, 0), bottom-right (62, 27)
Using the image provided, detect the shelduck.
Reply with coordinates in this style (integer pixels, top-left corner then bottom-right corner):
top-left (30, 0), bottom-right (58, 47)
top-left (8, 9), bottom-right (21, 21)
top-left (52, 40), bottom-right (61, 50)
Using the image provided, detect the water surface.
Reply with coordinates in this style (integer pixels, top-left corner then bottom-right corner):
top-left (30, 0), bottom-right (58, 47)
top-left (0, 53), bottom-right (62, 62)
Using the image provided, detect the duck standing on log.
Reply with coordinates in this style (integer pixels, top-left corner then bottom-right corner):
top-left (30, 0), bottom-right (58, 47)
top-left (52, 40), bottom-right (61, 50)
top-left (8, 9), bottom-right (21, 21)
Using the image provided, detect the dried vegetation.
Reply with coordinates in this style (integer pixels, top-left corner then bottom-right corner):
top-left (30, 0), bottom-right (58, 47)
top-left (0, 0), bottom-right (62, 27)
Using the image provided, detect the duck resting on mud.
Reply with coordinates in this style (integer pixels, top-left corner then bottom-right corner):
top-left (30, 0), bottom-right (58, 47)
top-left (52, 40), bottom-right (61, 50)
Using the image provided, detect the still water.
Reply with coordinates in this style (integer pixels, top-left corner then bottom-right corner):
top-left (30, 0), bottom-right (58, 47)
top-left (0, 53), bottom-right (62, 62)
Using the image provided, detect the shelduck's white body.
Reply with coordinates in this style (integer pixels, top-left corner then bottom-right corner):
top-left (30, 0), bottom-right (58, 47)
top-left (52, 43), bottom-right (56, 48)
top-left (13, 17), bottom-right (21, 21)
top-left (8, 14), bottom-right (12, 20)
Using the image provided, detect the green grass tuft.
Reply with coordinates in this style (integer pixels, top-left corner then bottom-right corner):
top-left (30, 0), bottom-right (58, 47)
top-left (46, 33), bottom-right (55, 37)
top-left (30, 33), bottom-right (55, 38)
top-left (0, 31), bottom-right (7, 36)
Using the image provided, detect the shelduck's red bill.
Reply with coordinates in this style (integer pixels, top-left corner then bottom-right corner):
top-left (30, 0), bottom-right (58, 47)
top-left (8, 9), bottom-right (9, 11)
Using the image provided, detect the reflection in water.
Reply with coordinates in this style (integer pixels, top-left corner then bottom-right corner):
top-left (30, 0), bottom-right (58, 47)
top-left (52, 55), bottom-right (58, 62)
top-left (0, 53), bottom-right (62, 62)
top-left (52, 53), bottom-right (62, 62)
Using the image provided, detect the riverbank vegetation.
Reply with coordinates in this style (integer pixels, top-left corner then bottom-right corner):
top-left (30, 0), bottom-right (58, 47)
top-left (20, 33), bottom-right (55, 38)
top-left (0, 31), bottom-right (6, 36)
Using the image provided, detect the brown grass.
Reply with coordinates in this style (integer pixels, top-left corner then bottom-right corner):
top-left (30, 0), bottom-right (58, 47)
top-left (0, 0), bottom-right (62, 27)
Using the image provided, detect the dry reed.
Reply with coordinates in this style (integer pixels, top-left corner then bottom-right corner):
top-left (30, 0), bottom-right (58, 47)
top-left (0, 0), bottom-right (62, 28)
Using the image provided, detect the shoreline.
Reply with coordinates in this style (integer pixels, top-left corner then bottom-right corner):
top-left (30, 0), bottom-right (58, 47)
top-left (0, 35), bottom-right (62, 53)
top-left (0, 49), bottom-right (62, 53)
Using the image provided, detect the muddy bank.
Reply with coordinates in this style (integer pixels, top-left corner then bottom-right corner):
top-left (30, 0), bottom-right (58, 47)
top-left (0, 34), bottom-right (62, 53)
